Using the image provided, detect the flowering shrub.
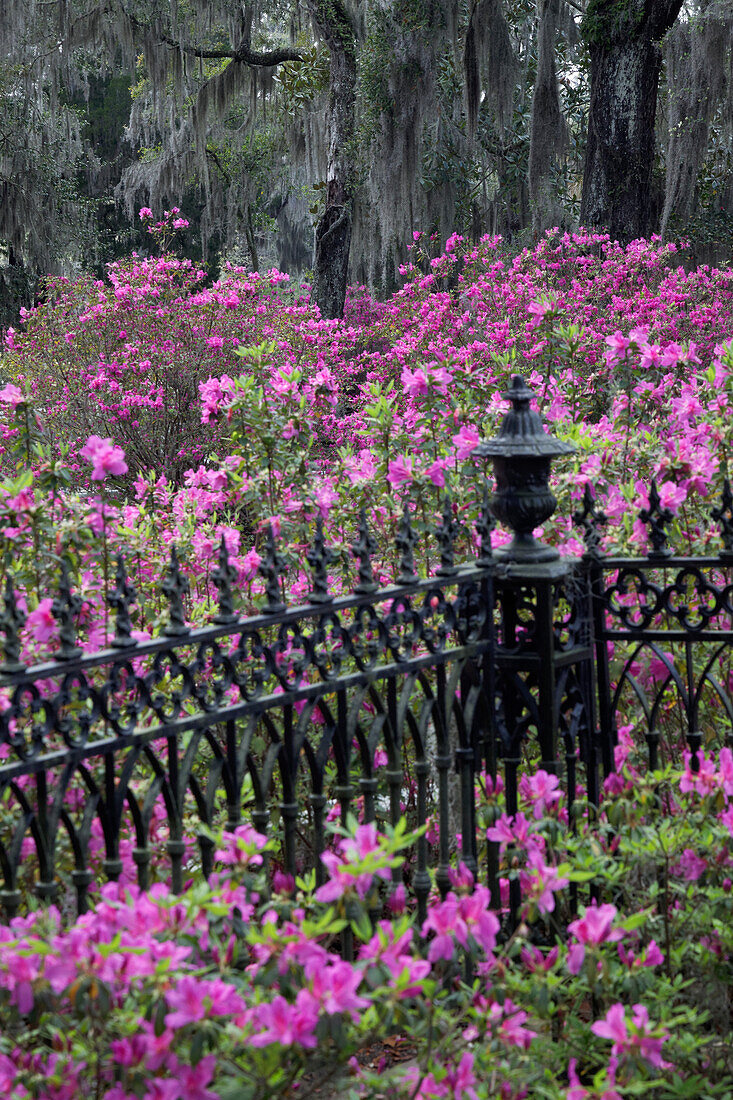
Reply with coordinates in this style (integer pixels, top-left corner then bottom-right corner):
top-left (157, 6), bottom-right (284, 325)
top-left (1, 227), bottom-right (733, 1095)
top-left (1, 226), bottom-right (733, 657)
top-left (1, 756), bottom-right (733, 1097)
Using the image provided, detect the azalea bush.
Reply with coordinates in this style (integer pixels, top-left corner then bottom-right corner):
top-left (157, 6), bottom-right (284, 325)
top-left (2, 749), bottom-right (733, 1098)
top-left (2, 225), bottom-right (733, 1097)
top-left (1, 224), bottom-right (733, 651)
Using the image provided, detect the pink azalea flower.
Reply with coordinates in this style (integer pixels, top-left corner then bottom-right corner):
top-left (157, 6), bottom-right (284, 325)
top-left (568, 903), bottom-right (624, 945)
top-left (250, 990), bottom-right (319, 1049)
top-left (400, 1066), bottom-right (448, 1097)
top-left (604, 330), bottom-right (632, 363)
top-left (387, 883), bottom-right (407, 914)
top-left (402, 366), bottom-right (430, 396)
top-left (679, 750), bottom-right (719, 797)
top-left (0, 383), bottom-right (24, 407)
top-left (143, 1082), bottom-right (180, 1100)
top-left (80, 435), bottom-right (128, 480)
top-left (176, 1055), bottom-right (217, 1100)
top-left (486, 810), bottom-right (532, 848)
top-left (344, 821), bottom-right (383, 860)
top-left (450, 1052), bottom-right (479, 1099)
top-left (673, 848), bottom-right (707, 881)
top-left (487, 998), bottom-right (535, 1049)
top-left (642, 940), bottom-right (664, 967)
top-left (458, 890), bottom-right (500, 955)
top-left (639, 342), bottom-right (664, 370)
top-left (310, 960), bottom-right (368, 1018)
top-left (592, 1002), bottom-right (670, 1070)
top-left (566, 942), bottom-right (585, 975)
top-left (426, 458), bottom-right (447, 487)
top-left (528, 298), bottom-right (553, 323)
top-left (520, 769), bottom-right (561, 819)
top-left (451, 424), bottom-right (481, 460)
top-left (520, 848), bottom-right (569, 915)
top-left (386, 455), bottom-right (414, 488)
top-left (215, 823), bottom-right (267, 868)
top-left (422, 895), bottom-right (463, 961)
top-left (520, 944), bottom-right (559, 972)
top-left (592, 1002), bottom-right (628, 1045)
top-left (240, 548), bottom-right (262, 579)
top-left (27, 598), bottom-right (56, 643)
top-left (109, 1035), bottom-right (148, 1068)
top-left (655, 480), bottom-right (686, 512)
top-left (344, 448), bottom-right (378, 485)
top-left (717, 743), bottom-right (733, 796)
top-left (164, 975), bottom-right (207, 1028)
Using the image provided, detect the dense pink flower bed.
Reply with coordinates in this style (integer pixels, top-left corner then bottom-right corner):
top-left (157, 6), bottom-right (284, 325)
top-left (1, 226), bottom-right (733, 1096)
top-left (1, 226), bottom-right (732, 660)
top-left (1, 744), bottom-right (733, 1098)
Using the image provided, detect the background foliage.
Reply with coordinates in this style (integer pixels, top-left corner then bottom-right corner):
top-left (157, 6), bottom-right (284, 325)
top-left (0, 0), bottom-right (730, 325)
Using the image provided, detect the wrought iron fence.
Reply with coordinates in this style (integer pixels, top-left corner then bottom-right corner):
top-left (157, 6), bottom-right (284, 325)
top-left (575, 480), bottom-right (733, 773)
top-left (0, 489), bottom-right (605, 928)
top-left (0, 504), bottom-right (504, 924)
top-left (3, 376), bottom-right (733, 928)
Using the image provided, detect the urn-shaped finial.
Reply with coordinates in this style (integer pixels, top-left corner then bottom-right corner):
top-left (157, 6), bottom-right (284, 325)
top-left (475, 375), bottom-right (576, 562)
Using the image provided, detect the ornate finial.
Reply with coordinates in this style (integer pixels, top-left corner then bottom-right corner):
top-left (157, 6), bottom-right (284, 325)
top-left (258, 525), bottom-right (287, 613)
top-left (306, 516), bottom-right (336, 604)
top-left (639, 480), bottom-right (673, 560)
top-left (52, 560), bottom-right (83, 659)
top-left (475, 484), bottom-right (495, 568)
top-left (474, 375), bottom-right (576, 563)
top-left (712, 480), bottom-right (733, 561)
top-left (572, 482), bottom-right (607, 557)
top-left (0, 575), bottom-right (27, 673)
top-left (108, 554), bottom-right (137, 648)
top-left (436, 496), bottom-right (458, 576)
top-left (396, 504), bottom-right (418, 584)
top-left (161, 545), bottom-right (190, 635)
top-left (211, 536), bottom-right (238, 624)
top-left (352, 510), bottom-right (378, 594)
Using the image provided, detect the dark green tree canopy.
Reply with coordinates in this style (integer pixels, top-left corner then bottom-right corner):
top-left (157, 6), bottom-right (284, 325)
top-left (0, 0), bottom-right (731, 320)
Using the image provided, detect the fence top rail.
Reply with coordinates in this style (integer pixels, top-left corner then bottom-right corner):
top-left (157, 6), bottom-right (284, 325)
top-left (597, 556), bottom-right (733, 571)
top-left (0, 550), bottom-right (497, 776)
top-left (0, 557), bottom-right (494, 690)
top-left (573, 479), bottom-right (733, 563)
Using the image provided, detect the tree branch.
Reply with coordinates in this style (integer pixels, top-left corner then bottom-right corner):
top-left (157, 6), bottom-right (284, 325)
top-left (167, 36), bottom-right (302, 66)
top-left (205, 146), bottom-right (231, 186)
top-left (151, 27), bottom-right (301, 67)
top-left (119, 5), bottom-right (302, 67)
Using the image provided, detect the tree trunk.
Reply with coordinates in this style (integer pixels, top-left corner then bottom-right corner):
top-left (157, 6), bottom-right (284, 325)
top-left (660, 6), bottom-right (730, 238)
top-left (307, 1), bottom-right (357, 320)
top-left (580, 0), bottom-right (684, 243)
top-left (529, 0), bottom-right (567, 235)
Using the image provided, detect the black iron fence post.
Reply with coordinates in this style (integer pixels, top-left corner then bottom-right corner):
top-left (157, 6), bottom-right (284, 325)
top-left (475, 375), bottom-right (597, 922)
top-left (475, 375), bottom-right (587, 768)
top-left (573, 484), bottom-right (614, 785)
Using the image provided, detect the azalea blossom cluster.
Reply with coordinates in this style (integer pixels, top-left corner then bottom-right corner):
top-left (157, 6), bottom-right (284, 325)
top-left (2, 748), bottom-right (732, 1098)
top-left (1, 228), bottom-right (733, 664)
top-left (1, 227), bottom-right (733, 1094)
